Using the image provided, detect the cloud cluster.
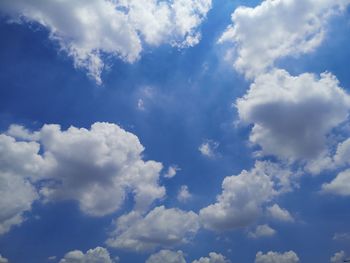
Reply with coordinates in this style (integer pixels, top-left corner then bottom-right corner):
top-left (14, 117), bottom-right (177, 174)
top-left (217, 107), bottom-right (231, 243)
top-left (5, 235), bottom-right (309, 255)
top-left (255, 251), bottom-right (300, 263)
top-left (236, 69), bottom-right (350, 162)
top-left (0, 0), bottom-right (211, 84)
top-left (146, 251), bottom-right (230, 263)
top-left (192, 252), bottom-right (231, 263)
top-left (59, 247), bottom-right (114, 263)
top-left (219, 0), bottom-right (350, 78)
top-left (0, 122), bottom-right (165, 233)
top-left (199, 161), bottom-right (292, 231)
top-left (106, 206), bottom-right (200, 251)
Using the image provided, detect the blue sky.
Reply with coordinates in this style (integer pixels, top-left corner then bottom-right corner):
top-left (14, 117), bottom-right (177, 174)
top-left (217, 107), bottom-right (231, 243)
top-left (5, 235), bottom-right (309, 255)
top-left (0, 1), bottom-right (350, 263)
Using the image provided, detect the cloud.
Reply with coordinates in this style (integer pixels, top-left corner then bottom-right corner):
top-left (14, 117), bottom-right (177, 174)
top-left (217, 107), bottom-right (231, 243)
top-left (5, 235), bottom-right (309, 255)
top-left (164, 165), bottom-right (181, 179)
top-left (37, 122), bottom-right (165, 216)
top-left (267, 204), bottom-right (294, 223)
top-left (0, 254), bottom-right (8, 263)
top-left (248, 224), bottom-right (276, 239)
top-left (146, 250), bottom-right (186, 263)
top-left (219, 0), bottom-right (350, 78)
top-left (199, 161), bottom-right (292, 232)
top-left (255, 251), bottom-right (300, 263)
top-left (1, 122), bottom-right (165, 219)
top-left (192, 252), bottom-right (231, 263)
top-left (0, 134), bottom-right (44, 234)
top-left (333, 232), bottom-right (350, 241)
top-left (330, 251), bottom-right (347, 263)
top-left (177, 185), bottom-right (192, 203)
top-left (0, 172), bottom-right (38, 235)
top-left (236, 69), bottom-right (350, 162)
top-left (59, 247), bottom-right (114, 263)
top-left (106, 206), bottom-right (200, 251)
top-left (322, 169), bottom-right (350, 196)
top-left (199, 140), bottom-right (219, 158)
top-left (0, 0), bottom-right (212, 84)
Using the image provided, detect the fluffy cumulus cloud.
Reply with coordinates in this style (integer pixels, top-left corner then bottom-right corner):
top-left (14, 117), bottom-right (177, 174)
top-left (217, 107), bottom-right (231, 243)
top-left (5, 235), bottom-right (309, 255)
top-left (146, 250), bottom-right (186, 263)
top-left (248, 224), bottom-right (276, 239)
top-left (192, 252), bottom-right (231, 263)
top-left (107, 206), bottom-right (200, 251)
top-left (0, 254), bottom-right (8, 263)
top-left (37, 122), bottom-right (165, 216)
top-left (0, 122), bottom-right (165, 224)
top-left (236, 69), bottom-right (350, 162)
top-left (199, 161), bottom-right (293, 232)
top-left (266, 204), bottom-right (294, 222)
top-left (59, 247), bottom-right (114, 263)
top-left (0, 0), bottom-right (212, 84)
top-left (322, 169), bottom-right (350, 196)
top-left (219, 0), bottom-right (350, 78)
top-left (255, 251), bottom-right (300, 263)
top-left (0, 134), bottom-right (43, 234)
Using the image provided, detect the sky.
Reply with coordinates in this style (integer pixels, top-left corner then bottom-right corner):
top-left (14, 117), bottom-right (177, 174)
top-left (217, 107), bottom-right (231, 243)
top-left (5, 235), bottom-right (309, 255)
top-left (0, 0), bottom-right (350, 263)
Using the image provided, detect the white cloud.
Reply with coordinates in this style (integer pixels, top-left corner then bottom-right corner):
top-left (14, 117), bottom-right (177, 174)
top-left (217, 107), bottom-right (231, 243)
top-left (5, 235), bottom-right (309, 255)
top-left (267, 204), bottom-right (294, 222)
top-left (333, 232), bottom-right (350, 241)
top-left (37, 122), bottom-right (165, 216)
top-left (192, 252), bottom-right (230, 263)
top-left (219, 0), bottom-right (350, 78)
top-left (0, 172), bottom-right (38, 235)
top-left (0, 122), bottom-right (165, 220)
top-left (255, 251), bottom-right (300, 263)
top-left (106, 206), bottom-right (200, 251)
top-left (236, 69), bottom-right (350, 162)
top-left (0, 134), bottom-right (43, 234)
top-left (146, 250), bottom-right (186, 263)
top-left (59, 247), bottom-right (114, 263)
top-left (199, 161), bottom-right (293, 231)
top-left (322, 169), bottom-right (350, 196)
top-left (177, 185), bottom-right (192, 203)
top-left (164, 165), bottom-right (181, 179)
top-left (0, 0), bottom-right (212, 84)
top-left (199, 140), bottom-right (219, 158)
top-left (330, 251), bottom-right (347, 263)
top-left (0, 254), bottom-right (8, 263)
top-left (248, 224), bottom-right (276, 239)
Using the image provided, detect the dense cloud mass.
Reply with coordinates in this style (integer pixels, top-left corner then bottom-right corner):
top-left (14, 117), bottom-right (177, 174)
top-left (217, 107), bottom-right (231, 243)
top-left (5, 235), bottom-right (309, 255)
top-left (237, 69), bottom-right (350, 162)
top-left (0, 0), bottom-right (211, 84)
top-left (0, 122), bottom-right (165, 233)
top-left (199, 161), bottom-right (292, 231)
top-left (59, 247), bottom-right (114, 263)
top-left (37, 122), bottom-right (165, 216)
top-left (107, 206), bottom-right (200, 251)
top-left (146, 250), bottom-right (186, 263)
top-left (219, 0), bottom-right (350, 78)
top-left (255, 251), bottom-right (300, 263)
